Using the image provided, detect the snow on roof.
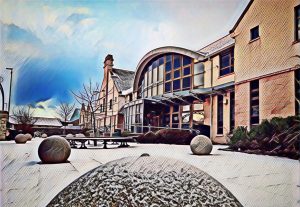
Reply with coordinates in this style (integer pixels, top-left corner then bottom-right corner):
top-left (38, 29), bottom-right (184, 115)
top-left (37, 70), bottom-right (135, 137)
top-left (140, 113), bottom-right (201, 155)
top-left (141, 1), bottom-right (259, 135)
top-left (111, 68), bottom-right (135, 92)
top-left (61, 125), bottom-right (81, 130)
top-left (9, 116), bottom-right (62, 127)
top-left (121, 87), bottom-right (133, 96)
top-left (197, 34), bottom-right (235, 56)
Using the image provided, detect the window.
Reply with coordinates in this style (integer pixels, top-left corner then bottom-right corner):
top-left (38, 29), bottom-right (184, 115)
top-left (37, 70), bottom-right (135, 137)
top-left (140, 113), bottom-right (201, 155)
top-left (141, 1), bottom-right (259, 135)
top-left (182, 77), bottom-right (191, 89)
top-left (183, 56), bottom-right (192, 66)
top-left (172, 105), bottom-right (180, 128)
top-left (109, 99), bottom-right (113, 110)
top-left (174, 70), bottom-right (180, 78)
top-left (158, 64), bottom-right (164, 81)
top-left (153, 67), bottom-right (158, 83)
top-left (173, 79), bottom-right (181, 91)
top-left (230, 91), bottom-right (235, 133)
top-left (166, 73), bottom-right (171, 81)
top-left (250, 80), bottom-right (259, 126)
top-left (165, 56), bottom-right (172, 72)
top-left (159, 57), bottom-right (164, 65)
top-left (165, 82), bottom-right (171, 92)
top-left (250, 26), bottom-right (259, 40)
top-left (217, 95), bottom-right (223, 134)
top-left (100, 104), bottom-right (103, 112)
top-left (295, 69), bottom-right (300, 115)
top-left (103, 98), bottom-right (106, 111)
top-left (162, 106), bottom-right (170, 127)
top-left (194, 62), bottom-right (204, 87)
top-left (142, 54), bottom-right (193, 93)
top-left (295, 5), bottom-right (300, 41)
top-left (173, 55), bottom-right (181, 69)
top-left (181, 105), bottom-right (190, 129)
top-left (219, 49), bottom-right (234, 76)
top-left (183, 67), bottom-right (191, 76)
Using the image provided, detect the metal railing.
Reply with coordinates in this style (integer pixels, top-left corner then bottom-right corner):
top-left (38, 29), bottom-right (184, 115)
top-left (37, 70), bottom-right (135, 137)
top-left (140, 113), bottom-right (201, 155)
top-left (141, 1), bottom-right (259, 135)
top-left (124, 124), bottom-right (201, 135)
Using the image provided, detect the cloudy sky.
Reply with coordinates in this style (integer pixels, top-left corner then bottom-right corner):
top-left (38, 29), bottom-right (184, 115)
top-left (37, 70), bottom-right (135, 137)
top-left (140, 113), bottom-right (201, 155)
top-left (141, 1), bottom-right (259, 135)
top-left (0, 0), bottom-right (249, 117)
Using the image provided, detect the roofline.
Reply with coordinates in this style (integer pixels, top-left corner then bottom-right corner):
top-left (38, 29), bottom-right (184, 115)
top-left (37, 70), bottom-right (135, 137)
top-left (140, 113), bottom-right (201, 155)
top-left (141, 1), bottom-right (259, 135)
top-left (229, 0), bottom-right (254, 34)
top-left (206, 43), bottom-right (235, 58)
top-left (133, 46), bottom-right (206, 92)
top-left (197, 34), bottom-right (231, 52)
top-left (112, 68), bottom-right (135, 73)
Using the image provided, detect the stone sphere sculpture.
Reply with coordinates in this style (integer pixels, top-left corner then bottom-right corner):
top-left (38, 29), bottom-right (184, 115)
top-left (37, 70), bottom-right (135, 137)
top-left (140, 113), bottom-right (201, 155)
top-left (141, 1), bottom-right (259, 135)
top-left (75, 133), bottom-right (85, 138)
top-left (41, 133), bottom-right (48, 138)
top-left (15, 134), bottom-right (27, 144)
top-left (25, 133), bottom-right (33, 141)
top-left (66, 134), bottom-right (74, 138)
top-left (38, 137), bottom-right (71, 164)
top-left (190, 135), bottom-right (213, 155)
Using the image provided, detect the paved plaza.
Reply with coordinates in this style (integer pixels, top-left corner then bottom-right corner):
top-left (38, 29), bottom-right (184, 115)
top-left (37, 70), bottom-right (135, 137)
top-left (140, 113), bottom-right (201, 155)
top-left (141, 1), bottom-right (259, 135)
top-left (0, 138), bottom-right (299, 207)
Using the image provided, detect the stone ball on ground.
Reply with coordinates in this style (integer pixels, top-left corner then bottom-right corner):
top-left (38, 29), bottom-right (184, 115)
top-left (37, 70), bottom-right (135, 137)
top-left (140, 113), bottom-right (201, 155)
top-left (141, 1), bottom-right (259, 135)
top-left (75, 133), bottom-right (85, 138)
top-left (15, 134), bottom-right (27, 144)
top-left (25, 133), bottom-right (33, 141)
top-left (41, 133), bottom-right (47, 138)
top-left (190, 135), bottom-right (213, 155)
top-left (38, 136), bottom-right (71, 164)
top-left (66, 134), bottom-right (74, 138)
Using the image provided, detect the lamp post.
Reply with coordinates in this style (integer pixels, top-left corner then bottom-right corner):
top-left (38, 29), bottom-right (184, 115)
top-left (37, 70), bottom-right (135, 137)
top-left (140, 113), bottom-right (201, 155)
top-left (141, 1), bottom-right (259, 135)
top-left (6, 68), bottom-right (13, 114)
top-left (0, 76), bottom-right (4, 111)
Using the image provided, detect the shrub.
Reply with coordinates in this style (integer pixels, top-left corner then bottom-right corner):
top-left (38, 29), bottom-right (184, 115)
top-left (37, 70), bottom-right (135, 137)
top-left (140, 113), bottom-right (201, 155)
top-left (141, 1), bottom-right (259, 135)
top-left (156, 129), bottom-right (194, 145)
top-left (136, 131), bottom-right (158, 143)
top-left (229, 126), bottom-right (249, 146)
top-left (229, 116), bottom-right (300, 159)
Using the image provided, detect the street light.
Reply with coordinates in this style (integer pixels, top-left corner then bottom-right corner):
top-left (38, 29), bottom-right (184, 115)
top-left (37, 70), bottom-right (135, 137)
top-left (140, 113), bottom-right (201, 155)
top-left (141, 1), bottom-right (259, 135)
top-left (0, 75), bottom-right (4, 111)
top-left (6, 68), bottom-right (13, 114)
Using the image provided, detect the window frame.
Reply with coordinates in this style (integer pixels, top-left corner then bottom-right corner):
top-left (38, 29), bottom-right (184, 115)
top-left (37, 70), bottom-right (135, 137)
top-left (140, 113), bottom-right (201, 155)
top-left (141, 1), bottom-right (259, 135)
top-left (109, 99), bottom-right (113, 110)
top-left (250, 80), bottom-right (260, 126)
top-left (229, 91), bottom-right (235, 133)
top-left (217, 95), bottom-right (224, 135)
top-left (295, 5), bottom-right (300, 41)
top-left (193, 62), bottom-right (204, 88)
top-left (295, 69), bottom-right (300, 115)
top-left (219, 48), bottom-right (234, 77)
top-left (171, 105), bottom-right (180, 128)
top-left (250, 25), bottom-right (260, 41)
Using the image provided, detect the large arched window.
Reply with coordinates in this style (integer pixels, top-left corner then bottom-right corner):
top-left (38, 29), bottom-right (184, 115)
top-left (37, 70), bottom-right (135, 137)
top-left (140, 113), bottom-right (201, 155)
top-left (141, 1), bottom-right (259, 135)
top-left (138, 53), bottom-right (205, 98)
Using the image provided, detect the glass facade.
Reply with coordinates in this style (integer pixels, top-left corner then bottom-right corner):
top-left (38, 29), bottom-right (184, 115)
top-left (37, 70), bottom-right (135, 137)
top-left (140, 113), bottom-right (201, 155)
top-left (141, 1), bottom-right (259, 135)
top-left (124, 101), bottom-right (143, 133)
top-left (138, 53), bottom-right (205, 98)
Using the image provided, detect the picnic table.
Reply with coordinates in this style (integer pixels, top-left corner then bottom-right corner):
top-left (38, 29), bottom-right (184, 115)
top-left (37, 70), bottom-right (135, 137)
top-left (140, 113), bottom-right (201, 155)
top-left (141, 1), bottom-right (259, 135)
top-left (65, 137), bottom-right (136, 149)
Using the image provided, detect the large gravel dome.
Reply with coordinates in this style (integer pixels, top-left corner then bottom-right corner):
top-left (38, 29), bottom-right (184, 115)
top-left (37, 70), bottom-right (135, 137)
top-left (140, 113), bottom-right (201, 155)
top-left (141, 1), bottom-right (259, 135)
top-left (47, 156), bottom-right (243, 207)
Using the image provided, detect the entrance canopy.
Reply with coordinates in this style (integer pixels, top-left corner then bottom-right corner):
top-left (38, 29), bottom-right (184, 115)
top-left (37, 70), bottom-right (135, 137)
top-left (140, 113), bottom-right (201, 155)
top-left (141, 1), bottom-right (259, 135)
top-left (149, 81), bottom-right (235, 105)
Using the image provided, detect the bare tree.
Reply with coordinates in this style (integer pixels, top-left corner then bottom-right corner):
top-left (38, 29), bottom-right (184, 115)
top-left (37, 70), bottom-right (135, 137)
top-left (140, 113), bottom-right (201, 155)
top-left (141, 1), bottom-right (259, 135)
top-left (57, 102), bottom-right (75, 135)
top-left (71, 80), bottom-right (102, 137)
top-left (12, 105), bottom-right (37, 125)
top-left (12, 105), bottom-right (37, 134)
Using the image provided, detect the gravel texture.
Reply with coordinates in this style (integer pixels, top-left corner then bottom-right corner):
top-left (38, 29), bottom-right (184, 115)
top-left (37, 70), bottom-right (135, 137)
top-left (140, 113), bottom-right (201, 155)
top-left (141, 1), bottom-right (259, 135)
top-left (47, 156), bottom-right (242, 207)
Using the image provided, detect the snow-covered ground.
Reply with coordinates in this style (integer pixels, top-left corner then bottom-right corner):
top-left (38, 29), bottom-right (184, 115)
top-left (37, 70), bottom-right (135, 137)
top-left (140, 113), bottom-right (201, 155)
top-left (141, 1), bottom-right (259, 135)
top-left (0, 138), bottom-right (299, 207)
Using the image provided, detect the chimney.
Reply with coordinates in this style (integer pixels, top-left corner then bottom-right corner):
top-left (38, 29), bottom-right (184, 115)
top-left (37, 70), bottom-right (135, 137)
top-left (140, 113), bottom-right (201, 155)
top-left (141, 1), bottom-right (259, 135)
top-left (104, 54), bottom-right (114, 71)
top-left (103, 54), bottom-right (114, 86)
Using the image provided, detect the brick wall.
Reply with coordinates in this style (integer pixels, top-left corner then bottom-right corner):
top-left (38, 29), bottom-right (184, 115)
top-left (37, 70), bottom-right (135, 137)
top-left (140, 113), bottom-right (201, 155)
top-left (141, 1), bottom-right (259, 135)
top-left (260, 71), bottom-right (295, 120)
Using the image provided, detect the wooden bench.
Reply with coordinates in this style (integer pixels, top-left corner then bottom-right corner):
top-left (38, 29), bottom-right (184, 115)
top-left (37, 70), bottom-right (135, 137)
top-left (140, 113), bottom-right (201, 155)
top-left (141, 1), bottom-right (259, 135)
top-left (65, 137), bottom-right (136, 149)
